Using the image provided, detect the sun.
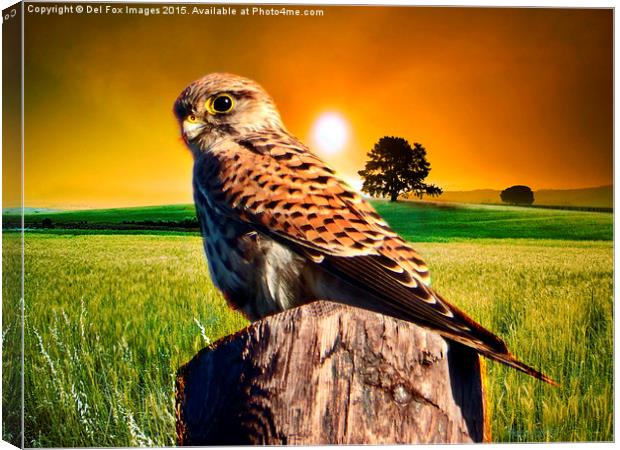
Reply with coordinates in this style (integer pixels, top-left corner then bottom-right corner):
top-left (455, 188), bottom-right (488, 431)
top-left (311, 112), bottom-right (349, 155)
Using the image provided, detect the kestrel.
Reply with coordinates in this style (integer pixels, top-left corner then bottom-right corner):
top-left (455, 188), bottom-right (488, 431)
top-left (174, 73), bottom-right (555, 385)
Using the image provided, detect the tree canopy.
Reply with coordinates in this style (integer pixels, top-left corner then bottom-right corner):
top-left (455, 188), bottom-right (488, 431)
top-left (358, 136), bottom-right (442, 202)
top-left (500, 185), bottom-right (535, 205)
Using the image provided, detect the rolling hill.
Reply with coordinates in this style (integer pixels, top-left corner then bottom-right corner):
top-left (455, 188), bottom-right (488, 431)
top-left (434, 185), bottom-right (612, 208)
top-left (3, 200), bottom-right (612, 242)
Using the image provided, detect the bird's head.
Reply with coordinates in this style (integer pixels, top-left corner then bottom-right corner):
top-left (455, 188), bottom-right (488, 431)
top-left (174, 73), bottom-right (284, 152)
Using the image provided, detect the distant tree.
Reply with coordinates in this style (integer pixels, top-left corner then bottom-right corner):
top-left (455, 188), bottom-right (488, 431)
top-left (358, 137), bottom-right (442, 202)
top-left (41, 218), bottom-right (53, 228)
top-left (500, 185), bottom-right (534, 205)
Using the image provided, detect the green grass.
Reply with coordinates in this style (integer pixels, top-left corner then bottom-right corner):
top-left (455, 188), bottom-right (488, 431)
top-left (3, 200), bottom-right (613, 241)
top-left (2, 232), bottom-right (22, 447)
top-left (5, 204), bottom-right (198, 226)
top-left (10, 231), bottom-right (612, 445)
top-left (416, 240), bottom-right (613, 441)
top-left (372, 200), bottom-right (613, 241)
top-left (17, 233), bottom-right (247, 447)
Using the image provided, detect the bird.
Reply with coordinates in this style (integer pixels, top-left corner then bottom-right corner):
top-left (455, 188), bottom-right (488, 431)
top-left (173, 72), bottom-right (556, 385)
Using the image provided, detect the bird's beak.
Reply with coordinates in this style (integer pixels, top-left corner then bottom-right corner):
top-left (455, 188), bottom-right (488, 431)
top-left (182, 120), bottom-right (207, 141)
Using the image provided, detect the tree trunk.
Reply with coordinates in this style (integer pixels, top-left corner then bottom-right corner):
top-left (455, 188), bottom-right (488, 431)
top-left (176, 301), bottom-right (490, 445)
top-left (390, 192), bottom-right (399, 202)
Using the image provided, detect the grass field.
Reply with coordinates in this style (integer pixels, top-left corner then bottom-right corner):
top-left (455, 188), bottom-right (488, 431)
top-left (372, 200), bottom-right (613, 241)
top-left (2, 233), bottom-right (22, 447)
top-left (2, 201), bottom-right (614, 445)
top-left (4, 205), bottom-right (198, 226)
top-left (3, 199), bottom-right (613, 241)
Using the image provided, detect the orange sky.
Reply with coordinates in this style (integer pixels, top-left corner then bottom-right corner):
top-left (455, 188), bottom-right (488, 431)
top-left (6, 5), bottom-right (613, 208)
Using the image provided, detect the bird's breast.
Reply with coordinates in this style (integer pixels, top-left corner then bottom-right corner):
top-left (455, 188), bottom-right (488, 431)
top-left (196, 197), bottom-right (308, 321)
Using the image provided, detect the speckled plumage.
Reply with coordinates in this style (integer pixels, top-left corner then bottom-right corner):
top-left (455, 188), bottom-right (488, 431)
top-left (174, 72), bottom-right (555, 385)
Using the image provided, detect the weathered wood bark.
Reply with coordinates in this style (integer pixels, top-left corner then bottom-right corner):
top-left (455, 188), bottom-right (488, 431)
top-left (176, 301), bottom-right (490, 445)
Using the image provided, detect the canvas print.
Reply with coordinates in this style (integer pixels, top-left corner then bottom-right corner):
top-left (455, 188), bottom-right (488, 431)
top-left (1, 1), bottom-right (613, 447)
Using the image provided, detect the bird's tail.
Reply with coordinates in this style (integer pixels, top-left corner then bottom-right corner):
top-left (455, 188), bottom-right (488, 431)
top-left (440, 323), bottom-right (558, 386)
top-left (472, 342), bottom-right (558, 386)
top-left (432, 292), bottom-right (558, 386)
top-left (442, 329), bottom-right (558, 386)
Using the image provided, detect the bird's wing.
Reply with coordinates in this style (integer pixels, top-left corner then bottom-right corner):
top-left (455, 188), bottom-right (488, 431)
top-left (194, 133), bottom-right (556, 385)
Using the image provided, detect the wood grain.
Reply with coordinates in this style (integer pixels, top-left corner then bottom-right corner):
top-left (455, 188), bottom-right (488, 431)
top-left (176, 301), bottom-right (488, 445)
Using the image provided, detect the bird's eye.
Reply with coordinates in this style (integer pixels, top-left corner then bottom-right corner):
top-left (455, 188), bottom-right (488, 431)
top-left (206, 94), bottom-right (235, 114)
top-left (186, 114), bottom-right (199, 123)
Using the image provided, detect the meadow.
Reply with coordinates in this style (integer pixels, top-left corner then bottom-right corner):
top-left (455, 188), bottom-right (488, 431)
top-left (4, 199), bottom-right (613, 241)
top-left (371, 200), bottom-right (613, 241)
top-left (2, 201), bottom-right (613, 445)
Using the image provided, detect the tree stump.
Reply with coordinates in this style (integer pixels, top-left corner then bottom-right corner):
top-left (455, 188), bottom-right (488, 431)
top-left (175, 301), bottom-right (490, 445)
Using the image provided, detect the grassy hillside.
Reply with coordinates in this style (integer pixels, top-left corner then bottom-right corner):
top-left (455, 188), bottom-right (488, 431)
top-left (3, 205), bottom-right (200, 234)
top-left (5, 204), bottom-right (197, 225)
top-left (4, 200), bottom-right (613, 241)
top-left (428, 189), bottom-right (501, 205)
top-left (372, 200), bottom-right (612, 241)
top-left (434, 185), bottom-right (612, 208)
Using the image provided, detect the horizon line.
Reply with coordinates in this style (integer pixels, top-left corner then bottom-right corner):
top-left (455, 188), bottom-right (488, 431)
top-left (4, 183), bottom-right (613, 212)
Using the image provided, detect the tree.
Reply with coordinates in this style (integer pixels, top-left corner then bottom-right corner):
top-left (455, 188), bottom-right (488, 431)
top-left (500, 185), bottom-right (534, 205)
top-left (358, 137), bottom-right (442, 202)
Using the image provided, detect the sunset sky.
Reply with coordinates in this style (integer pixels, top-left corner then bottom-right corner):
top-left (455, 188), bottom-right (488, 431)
top-left (5, 5), bottom-right (613, 208)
